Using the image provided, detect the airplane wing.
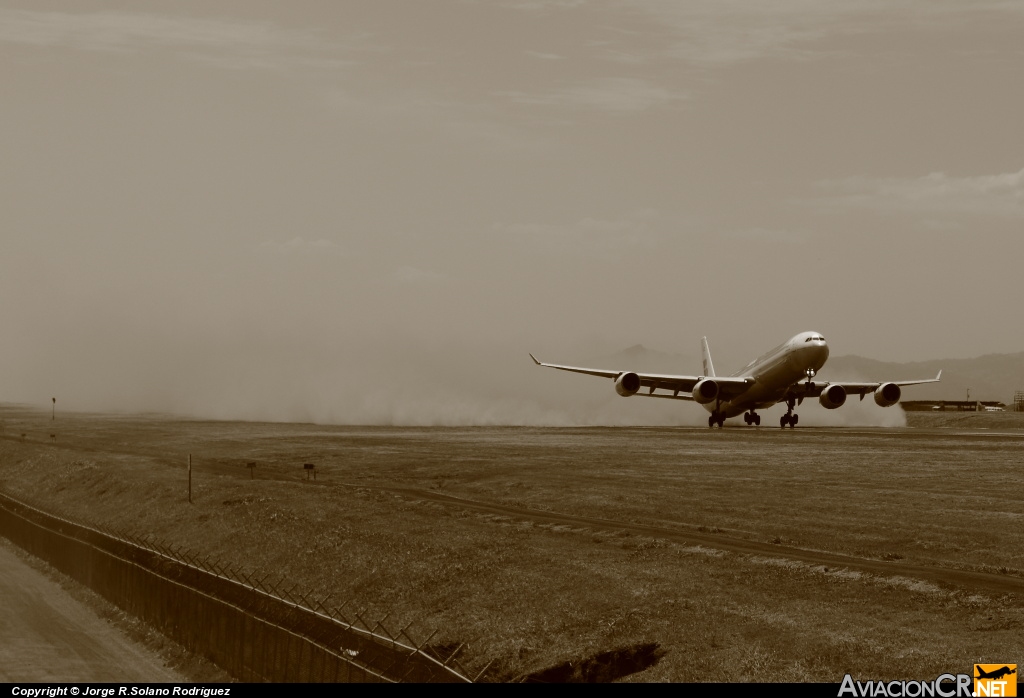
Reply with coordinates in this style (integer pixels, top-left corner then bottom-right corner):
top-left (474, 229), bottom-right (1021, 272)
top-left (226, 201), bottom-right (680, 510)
top-left (529, 354), bottom-right (755, 400)
top-left (787, 371), bottom-right (943, 400)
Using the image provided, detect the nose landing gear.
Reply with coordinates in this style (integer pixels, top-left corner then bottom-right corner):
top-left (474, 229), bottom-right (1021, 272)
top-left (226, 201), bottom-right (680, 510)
top-left (781, 369), bottom-right (814, 428)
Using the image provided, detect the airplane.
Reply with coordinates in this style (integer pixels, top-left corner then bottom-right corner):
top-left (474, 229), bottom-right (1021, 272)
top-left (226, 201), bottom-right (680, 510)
top-left (529, 331), bottom-right (941, 428)
top-left (975, 666), bottom-right (1016, 681)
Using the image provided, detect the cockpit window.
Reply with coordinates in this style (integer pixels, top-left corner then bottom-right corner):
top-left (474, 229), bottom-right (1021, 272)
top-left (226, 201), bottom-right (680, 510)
top-left (806, 336), bottom-right (826, 342)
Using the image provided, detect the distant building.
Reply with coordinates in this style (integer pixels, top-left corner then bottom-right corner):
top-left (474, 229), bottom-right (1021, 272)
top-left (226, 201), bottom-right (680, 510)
top-left (901, 400), bottom-right (1007, 412)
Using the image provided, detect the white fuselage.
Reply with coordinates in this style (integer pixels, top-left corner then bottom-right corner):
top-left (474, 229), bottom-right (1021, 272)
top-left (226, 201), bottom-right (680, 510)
top-left (704, 331), bottom-right (829, 418)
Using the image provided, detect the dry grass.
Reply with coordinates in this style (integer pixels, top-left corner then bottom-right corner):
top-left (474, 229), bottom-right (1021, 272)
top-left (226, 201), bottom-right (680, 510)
top-left (1, 406), bottom-right (1022, 681)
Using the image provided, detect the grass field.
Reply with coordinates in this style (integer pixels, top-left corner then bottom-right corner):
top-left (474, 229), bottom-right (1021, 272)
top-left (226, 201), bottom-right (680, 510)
top-left (1, 405), bottom-right (1022, 682)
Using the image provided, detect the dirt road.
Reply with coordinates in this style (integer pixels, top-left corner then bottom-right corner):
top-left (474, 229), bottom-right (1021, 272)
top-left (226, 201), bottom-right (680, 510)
top-left (0, 539), bottom-right (185, 683)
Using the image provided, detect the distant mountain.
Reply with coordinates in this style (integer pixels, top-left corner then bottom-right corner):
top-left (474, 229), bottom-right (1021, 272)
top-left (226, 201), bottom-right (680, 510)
top-left (583, 344), bottom-right (690, 374)
top-left (587, 346), bottom-right (1024, 405)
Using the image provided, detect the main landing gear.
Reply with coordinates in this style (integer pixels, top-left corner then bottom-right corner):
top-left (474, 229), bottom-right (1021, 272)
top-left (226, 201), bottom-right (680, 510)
top-left (710, 411), bottom-right (762, 428)
top-left (780, 398), bottom-right (799, 429)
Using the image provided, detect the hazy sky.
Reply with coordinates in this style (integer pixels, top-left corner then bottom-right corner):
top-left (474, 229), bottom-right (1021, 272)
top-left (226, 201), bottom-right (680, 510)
top-left (2, 1), bottom-right (1022, 423)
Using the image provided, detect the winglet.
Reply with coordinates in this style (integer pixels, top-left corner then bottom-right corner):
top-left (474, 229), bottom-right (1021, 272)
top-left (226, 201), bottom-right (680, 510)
top-left (529, 353), bottom-right (541, 366)
top-left (936, 370), bottom-right (942, 381)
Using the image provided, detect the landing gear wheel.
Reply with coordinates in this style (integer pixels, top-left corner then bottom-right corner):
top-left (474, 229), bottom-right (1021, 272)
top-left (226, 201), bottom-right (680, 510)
top-left (781, 397), bottom-right (798, 428)
top-left (754, 414), bottom-right (761, 426)
top-left (709, 415), bottom-right (716, 429)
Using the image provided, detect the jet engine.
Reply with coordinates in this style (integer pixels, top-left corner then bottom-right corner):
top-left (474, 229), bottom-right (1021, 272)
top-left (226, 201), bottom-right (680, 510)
top-left (692, 378), bottom-right (719, 404)
top-left (819, 384), bottom-right (847, 409)
top-left (874, 382), bottom-right (901, 407)
top-left (615, 372), bottom-right (641, 397)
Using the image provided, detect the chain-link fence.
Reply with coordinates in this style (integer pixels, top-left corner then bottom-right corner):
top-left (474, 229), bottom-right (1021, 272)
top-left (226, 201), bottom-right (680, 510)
top-left (0, 490), bottom-right (475, 683)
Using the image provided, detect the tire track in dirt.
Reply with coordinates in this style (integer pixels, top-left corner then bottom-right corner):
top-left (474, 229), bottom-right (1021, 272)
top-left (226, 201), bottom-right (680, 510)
top-left (355, 484), bottom-right (1024, 597)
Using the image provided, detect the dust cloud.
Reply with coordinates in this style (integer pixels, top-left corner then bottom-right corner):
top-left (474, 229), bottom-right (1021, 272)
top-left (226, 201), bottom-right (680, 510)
top-left (0, 316), bottom-right (906, 427)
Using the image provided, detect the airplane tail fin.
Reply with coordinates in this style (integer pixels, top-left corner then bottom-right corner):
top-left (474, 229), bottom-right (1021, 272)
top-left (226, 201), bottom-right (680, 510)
top-left (701, 337), bottom-right (716, 377)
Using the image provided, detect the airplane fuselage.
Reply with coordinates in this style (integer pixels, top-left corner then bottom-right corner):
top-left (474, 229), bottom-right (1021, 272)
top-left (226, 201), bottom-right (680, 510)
top-left (704, 332), bottom-right (829, 418)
